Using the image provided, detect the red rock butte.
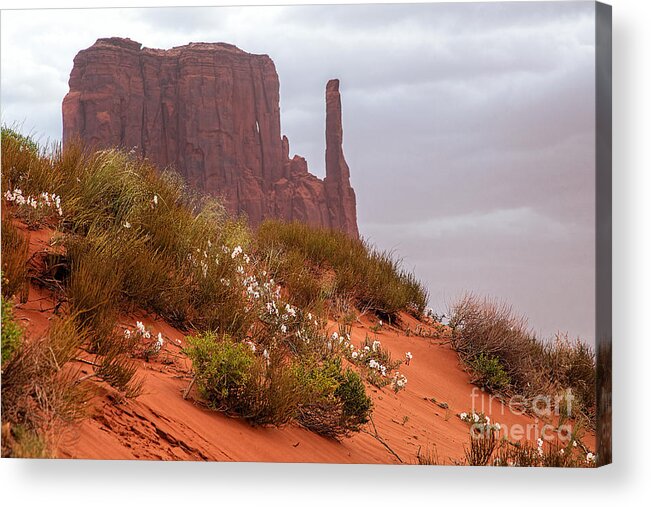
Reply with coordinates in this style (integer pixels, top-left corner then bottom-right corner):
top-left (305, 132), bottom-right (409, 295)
top-left (62, 37), bottom-right (359, 237)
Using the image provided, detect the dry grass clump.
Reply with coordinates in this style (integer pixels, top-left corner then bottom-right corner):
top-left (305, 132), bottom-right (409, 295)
top-left (1, 296), bottom-right (23, 363)
top-left (53, 148), bottom-right (254, 334)
top-left (1, 127), bottom-right (55, 199)
top-left (1, 314), bottom-right (92, 458)
top-left (1, 218), bottom-right (30, 301)
top-left (464, 426), bottom-right (500, 466)
top-left (415, 445), bottom-right (442, 465)
top-left (457, 416), bottom-right (595, 467)
top-left (256, 220), bottom-right (428, 320)
top-left (449, 294), bottom-right (596, 424)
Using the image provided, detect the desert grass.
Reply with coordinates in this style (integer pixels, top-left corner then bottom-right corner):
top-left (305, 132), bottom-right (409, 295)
top-left (1, 296), bottom-right (23, 364)
top-left (1, 217), bottom-right (30, 301)
top-left (1, 314), bottom-right (92, 458)
top-left (449, 294), bottom-right (596, 425)
top-left (256, 220), bottom-right (428, 320)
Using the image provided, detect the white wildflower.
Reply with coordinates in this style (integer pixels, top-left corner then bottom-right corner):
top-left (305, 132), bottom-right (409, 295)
top-left (154, 333), bottom-right (164, 352)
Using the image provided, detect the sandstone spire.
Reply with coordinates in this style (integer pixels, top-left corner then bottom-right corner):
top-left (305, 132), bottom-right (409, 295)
top-left (324, 79), bottom-right (359, 238)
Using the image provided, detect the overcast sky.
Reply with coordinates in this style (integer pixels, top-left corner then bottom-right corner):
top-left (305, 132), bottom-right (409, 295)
top-left (0, 2), bottom-right (596, 342)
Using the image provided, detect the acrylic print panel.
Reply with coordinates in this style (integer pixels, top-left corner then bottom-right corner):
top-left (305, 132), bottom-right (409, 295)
top-left (0, 1), bottom-right (611, 466)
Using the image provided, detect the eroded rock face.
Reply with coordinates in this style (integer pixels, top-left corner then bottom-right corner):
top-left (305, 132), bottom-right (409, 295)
top-left (62, 37), bottom-right (359, 237)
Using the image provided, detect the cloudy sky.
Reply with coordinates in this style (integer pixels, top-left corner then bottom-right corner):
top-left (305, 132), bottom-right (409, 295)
top-left (1, 1), bottom-right (596, 342)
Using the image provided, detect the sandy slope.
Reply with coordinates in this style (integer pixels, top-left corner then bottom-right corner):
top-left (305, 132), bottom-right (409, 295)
top-left (10, 225), bottom-right (594, 464)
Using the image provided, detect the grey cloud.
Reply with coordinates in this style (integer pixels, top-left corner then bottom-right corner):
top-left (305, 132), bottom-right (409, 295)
top-left (0, 2), bottom-right (597, 342)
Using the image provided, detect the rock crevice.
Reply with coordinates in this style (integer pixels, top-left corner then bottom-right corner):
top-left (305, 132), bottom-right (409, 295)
top-left (63, 37), bottom-right (359, 237)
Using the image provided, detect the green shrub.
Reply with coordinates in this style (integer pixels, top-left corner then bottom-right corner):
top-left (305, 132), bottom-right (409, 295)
top-left (335, 366), bottom-right (373, 429)
top-left (185, 334), bottom-right (372, 435)
top-left (185, 333), bottom-right (256, 412)
top-left (1, 296), bottom-right (23, 364)
top-left (1, 126), bottom-right (39, 155)
top-left (297, 358), bottom-right (372, 438)
top-left (469, 353), bottom-right (510, 391)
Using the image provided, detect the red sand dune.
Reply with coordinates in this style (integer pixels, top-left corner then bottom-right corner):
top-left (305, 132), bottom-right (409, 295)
top-left (11, 225), bottom-right (594, 463)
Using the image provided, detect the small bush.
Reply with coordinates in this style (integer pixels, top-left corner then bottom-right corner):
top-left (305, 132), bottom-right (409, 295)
top-left (335, 366), bottom-right (373, 429)
top-left (469, 353), bottom-right (510, 391)
top-left (185, 333), bottom-right (256, 412)
top-left (1, 296), bottom-right (23, 364)
top-left (298, 358), bottom-right (372, 438)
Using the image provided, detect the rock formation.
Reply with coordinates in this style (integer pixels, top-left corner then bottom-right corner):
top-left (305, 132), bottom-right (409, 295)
top-left (62, 37), bottom-right (359, 237)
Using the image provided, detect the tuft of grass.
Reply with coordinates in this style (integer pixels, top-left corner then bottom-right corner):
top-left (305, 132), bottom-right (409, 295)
top-left (1, 218), bottom-right (30, 301)
top-left (1, 296), bottom-right (24, 364)
top-left (256, 220), bottom-right (428, 320)
top-left (464, 426), bottom-right (499, 466)
top-left (1, 126), bottom-right (54, 199)
top-left (415, 445), bottom-right (441, 465)
top-left (1, 315), bottom-right (92, 458)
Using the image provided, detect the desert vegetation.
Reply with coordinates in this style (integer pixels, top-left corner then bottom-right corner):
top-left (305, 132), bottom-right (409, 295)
top-left (256, 220), bottom-right (428, 320)
top-left (449, 294), bottom-right (596, 426)
top-left (1, 308), bottom-right (91, 458)
top-left (1, 127), bottom-right (428, 456)
top-left (1, 127), bottom-right (597, 464)
top-left (455, 410), bottom-right (595, 467)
